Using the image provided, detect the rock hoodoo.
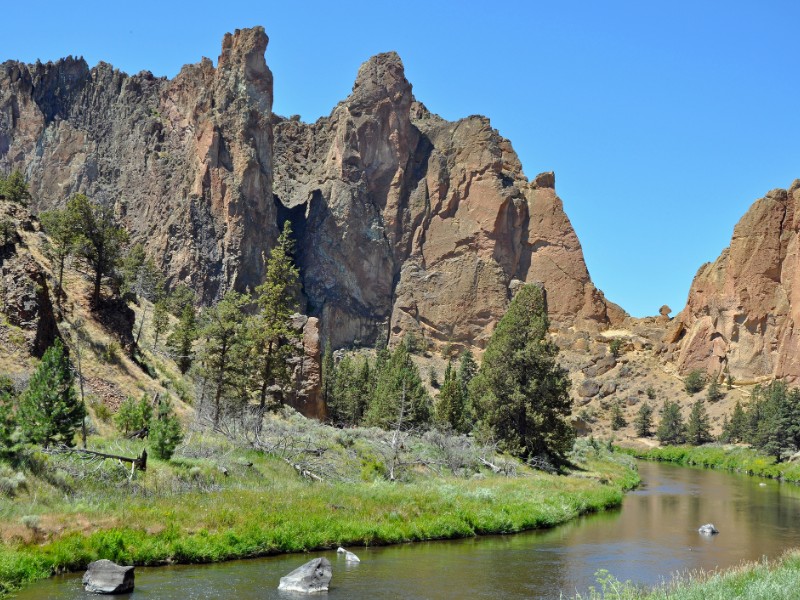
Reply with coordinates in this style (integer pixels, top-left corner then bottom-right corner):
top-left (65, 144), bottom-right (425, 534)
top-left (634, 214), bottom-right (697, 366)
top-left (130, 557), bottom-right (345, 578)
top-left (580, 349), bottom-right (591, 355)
top-left (0, 27), bottom-right (622, 360)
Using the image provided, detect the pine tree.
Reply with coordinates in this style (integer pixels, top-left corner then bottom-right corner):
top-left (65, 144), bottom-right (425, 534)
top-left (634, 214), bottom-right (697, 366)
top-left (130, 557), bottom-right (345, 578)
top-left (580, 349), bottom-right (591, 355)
top-left (469, 284), bottom-right (574, 462)
top-left (152, 298), bottom-right (169, 349)
top-left (0, 376), bottom-right (19, 459)
top-left (168, 304), bottom-right (197, 374)
top-left (198, 291), bottom-right (248, 425)
top-left (18, 339), bottom-right (84, 447)
top-left (39, 208), bottom-right (77, 306)
top-left (0, 170), bottom-right (31, 206)
top-left (706, 378), bottom-right (723, 403)
top-left (687, 398), bottom-right (713, 445)
top-left (457, 349), bottom-right (478, 427)
top-left (656, 399), bottom-right (685, 445)
top-left (328, 355), bottom-right (370, 426)
top-left (149, 398), bottom-right (183, 460)
top-left (364, 339), bottom-right (431, 430)
top-left (634, 402), bottom-right (654, 437)
top-left (251, 221), bottom-right (301, 413)
top-left (723, 399), bottom-right (748, 443)
top-left (435, 360), bottom-right (467, 432)
top-left (114, 394), bottom-right (153, 435)
top-left (66, 194), bottom-right (129, 307)
top-left (610, 401), bottom-right (627, 431)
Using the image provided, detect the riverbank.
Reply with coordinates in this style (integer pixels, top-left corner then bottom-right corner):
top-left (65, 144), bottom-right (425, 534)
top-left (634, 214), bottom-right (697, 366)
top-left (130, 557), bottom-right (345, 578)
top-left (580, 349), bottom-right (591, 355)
top-left (576, 548), bottom-right (800, 599)
top-left (622, 444), bottom-right (800, 483)
top-left (0, 432), bottom-right (638, 597)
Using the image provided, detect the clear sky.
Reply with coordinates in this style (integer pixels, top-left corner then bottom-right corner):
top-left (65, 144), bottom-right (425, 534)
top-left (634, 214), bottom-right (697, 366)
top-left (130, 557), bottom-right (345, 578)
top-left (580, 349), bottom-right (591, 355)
top-left (3, 1), bottom-right (799, 317)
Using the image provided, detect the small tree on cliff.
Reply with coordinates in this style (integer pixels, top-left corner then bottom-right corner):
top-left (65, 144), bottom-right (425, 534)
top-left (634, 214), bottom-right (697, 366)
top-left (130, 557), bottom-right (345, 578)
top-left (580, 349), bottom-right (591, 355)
top-left (469, 284), bottom-right (574, 463)
top-left (0, 170), bottom-right (31, 206)
top-left (39, 208), bottom-right (77, 306)
top-left (168, 304), bottom-right (197, 374)
top-left (66, 194), bottom-right (129, 307)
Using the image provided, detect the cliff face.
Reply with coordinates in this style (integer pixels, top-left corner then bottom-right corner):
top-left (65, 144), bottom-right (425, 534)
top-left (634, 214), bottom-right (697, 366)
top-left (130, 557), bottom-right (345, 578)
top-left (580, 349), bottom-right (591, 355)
top-left (669, 181), bottom-right (800, 381)
top-left (0, 27), bottom-right (620, 354)
top-left (0, 27), bottom-right (276, 303)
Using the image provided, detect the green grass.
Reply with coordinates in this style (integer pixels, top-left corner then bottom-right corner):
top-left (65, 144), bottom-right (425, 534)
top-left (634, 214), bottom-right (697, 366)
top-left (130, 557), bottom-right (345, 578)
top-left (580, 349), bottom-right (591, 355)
top-left (0, 436), bottom-right (638, 597)
top-left (621, 444), bottom-right (800, 483)
top-left (575, 549), bottom-right (800, 599)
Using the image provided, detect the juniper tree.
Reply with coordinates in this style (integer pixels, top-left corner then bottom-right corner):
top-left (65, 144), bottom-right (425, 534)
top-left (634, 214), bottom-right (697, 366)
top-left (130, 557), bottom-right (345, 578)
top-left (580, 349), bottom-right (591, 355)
top-left (610, 400), bottom-right (627, 431)
top-left (168, 304), bottom-right (197, 374)
top-left (687, 398), bottom-right (713, 445)
top-left (0, 170), bottom-right (31, 206)
top-left (634, 402), bottom-right (654, 437)
top-left (251, 221), bottom-right (301, 414)
top-left (198, 290), bottom-right (248, 425)
top-left (722, 399), bottom-right (748, 443)
top-left (364, 339), bottom-right (431, 430)
top-left (469, 284), bottom-right (574, 462)
top-left (656, 399), bottom-right (685, 445)
top-left (18, 339), bottom-right (84, 447)
top-left (66, 194), bottom-right (129, 307)
top-left (39, 208), bottom-right (77, 306)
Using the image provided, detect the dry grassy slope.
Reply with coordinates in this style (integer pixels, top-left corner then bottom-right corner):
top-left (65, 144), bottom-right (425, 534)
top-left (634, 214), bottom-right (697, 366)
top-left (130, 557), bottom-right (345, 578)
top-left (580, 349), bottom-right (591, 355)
top-left (0, 203), bottom-right (193, 429)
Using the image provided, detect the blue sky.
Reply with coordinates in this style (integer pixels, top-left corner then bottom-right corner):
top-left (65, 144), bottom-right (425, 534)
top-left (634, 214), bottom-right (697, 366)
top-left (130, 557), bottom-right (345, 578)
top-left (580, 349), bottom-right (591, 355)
top-left (4, 1), bottom-right (799, 317)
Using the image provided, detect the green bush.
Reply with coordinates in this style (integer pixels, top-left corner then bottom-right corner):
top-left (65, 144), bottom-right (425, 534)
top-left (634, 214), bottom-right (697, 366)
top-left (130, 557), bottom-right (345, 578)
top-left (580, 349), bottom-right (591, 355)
top-left (149, 398), bottom-right (183, 460)
top-left (684, 369), bottom-right (706, 394)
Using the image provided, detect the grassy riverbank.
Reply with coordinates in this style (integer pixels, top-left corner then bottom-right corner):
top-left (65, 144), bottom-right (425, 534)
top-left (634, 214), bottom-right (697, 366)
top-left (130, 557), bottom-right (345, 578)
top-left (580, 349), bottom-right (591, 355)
top-left (577, 549), bottom-right (800, 599)
top-left (622, 444), bottom-right (800, 483)
top-left (0, 430), bottom-right (638, 597)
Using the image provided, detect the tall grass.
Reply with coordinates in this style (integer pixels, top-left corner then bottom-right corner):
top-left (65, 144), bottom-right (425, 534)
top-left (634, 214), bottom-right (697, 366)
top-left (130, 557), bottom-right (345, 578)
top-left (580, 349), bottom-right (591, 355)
top-left (0, 436), bottom-right (638, 597)
top-left (623, 444), bottom-right (800, 483)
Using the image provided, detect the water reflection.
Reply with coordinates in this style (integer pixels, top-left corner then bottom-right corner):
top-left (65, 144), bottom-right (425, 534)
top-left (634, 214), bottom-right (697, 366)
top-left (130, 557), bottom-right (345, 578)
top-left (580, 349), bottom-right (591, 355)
top-left (17, 461), bottom-right (800, 599)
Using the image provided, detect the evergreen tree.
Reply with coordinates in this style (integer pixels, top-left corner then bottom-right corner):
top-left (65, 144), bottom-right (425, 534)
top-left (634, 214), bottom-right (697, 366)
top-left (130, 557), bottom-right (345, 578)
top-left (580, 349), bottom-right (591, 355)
top-left (469, 284), bottom-right (574, 462)
top-left (457, 349), bottom-right (478, 427)
top-left (198, 291), bottom-right (248, 425)
top-left (684, 369), bottom-right (706, 395)
top-left (364, 339), bottom-right (431, 430)
top-left (168, 304), bottom-right (197, 374)
top-left (722, 399), bottom-right (748, 443)
top-left (706, 378), bottom-right (723, 403)
top-left (656, 399), bottom-right (685, 445)
top-left (66, 194), bottom-right (129, 307)
top-left (0, 170), bottom-right (31, 206)
top-left (114, 394), bottom-right (153, 435)
top-left (18, 339), bottom-right (84, 447)
top-left (149, 398), bottom-right (183, 460)
top-left (167, 284), bottom-right (195, 316)
top-left (634, 402), bottom-right (654, 437)
top-left (435, 360), bottom-right (467, 432)
top-left (0, 376), bottom-right (19, 459)
top-left (39, 208), bottom-right (77, 306)
top-left (321, 341), bottom-right (335, 410)
top-left (250, 221), bottom-right (301, 413)
top-left (151, 298), bottom-right (169, 349)
top-left (687, 398), bottom-right (713, 445)
top-left (328, 355), bottom-right (370, 426)
top-left (610, 400), bottom-right (627, 431)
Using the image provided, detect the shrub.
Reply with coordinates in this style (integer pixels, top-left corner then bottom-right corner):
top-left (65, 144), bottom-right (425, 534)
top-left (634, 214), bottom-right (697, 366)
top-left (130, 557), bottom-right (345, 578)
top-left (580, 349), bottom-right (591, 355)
top-left (149, 398), bottom-right (183, 460)
top-left (684, 369), bottom-right (706, 395)
top-left (609, 338), bottom-right (623, 358)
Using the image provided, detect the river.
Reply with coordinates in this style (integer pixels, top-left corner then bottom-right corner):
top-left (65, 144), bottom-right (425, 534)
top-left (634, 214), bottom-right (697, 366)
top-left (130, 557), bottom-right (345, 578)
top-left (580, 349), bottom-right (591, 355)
top-left (17, 460), bottom-right (800, 599)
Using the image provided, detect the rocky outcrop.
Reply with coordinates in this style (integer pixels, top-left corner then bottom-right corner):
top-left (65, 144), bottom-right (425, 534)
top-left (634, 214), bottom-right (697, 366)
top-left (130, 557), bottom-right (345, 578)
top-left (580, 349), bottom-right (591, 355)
top-left (0, 202), bottom-right (59, 356)
top-left (273, 52), bottom-right (623, 350)
top-left (1, 27), bottom-right (621, 356)
top-left (670, 181), bottom-right (800, 381)
top-left (0, 27), bottom-right (276, 303)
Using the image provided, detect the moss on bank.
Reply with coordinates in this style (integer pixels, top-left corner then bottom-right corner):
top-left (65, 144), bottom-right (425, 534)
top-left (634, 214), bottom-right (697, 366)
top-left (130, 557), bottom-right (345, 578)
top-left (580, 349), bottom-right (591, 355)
top-left (622, 444), bottom-right (800, 483)
top-left (0, 436), bottom-right (637, 597)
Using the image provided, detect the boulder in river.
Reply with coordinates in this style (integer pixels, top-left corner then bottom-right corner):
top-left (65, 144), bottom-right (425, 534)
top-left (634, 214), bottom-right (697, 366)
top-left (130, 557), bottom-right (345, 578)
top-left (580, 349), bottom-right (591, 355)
top-left (278, 557), bottom-right (332, 593)
top-left (698, 523), bottom-right (719, 535)
top-left (337, 546), bottom-right (361, 562)
top-left (82, 559), bottom-right (135, 594)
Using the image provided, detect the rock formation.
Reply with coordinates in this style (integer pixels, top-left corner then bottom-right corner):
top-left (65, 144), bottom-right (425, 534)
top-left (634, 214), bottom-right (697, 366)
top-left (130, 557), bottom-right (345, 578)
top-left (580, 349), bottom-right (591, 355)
top-left (668, 181), bottom-right (800, 381)
top-left (82, 559), bottom-right (135, 594)
top-left (0, 27), bottom-right (621, 360)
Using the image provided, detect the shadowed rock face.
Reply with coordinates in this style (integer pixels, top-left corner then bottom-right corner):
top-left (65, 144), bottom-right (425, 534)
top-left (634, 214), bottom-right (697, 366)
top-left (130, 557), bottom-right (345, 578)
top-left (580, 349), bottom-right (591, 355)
top-left (670, 181), bottom-right (800, 381)
top-left (1, 27), bottom-right (620, 356)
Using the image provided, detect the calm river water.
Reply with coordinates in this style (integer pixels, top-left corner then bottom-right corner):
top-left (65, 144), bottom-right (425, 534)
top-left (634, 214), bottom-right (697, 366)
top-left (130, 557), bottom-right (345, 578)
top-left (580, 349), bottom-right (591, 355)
top-left (17, 460), bottom-right (800, 599)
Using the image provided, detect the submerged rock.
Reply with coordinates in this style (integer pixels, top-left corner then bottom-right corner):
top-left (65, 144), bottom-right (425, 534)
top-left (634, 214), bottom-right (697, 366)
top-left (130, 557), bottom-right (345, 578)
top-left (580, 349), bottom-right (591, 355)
top-left (82, 559), bottom-right (135, 594)
top-left (698, 523), bottom-right (719, 535)
top-left (337, 546), bottom-right (361, 562)
top-left (278, 557), bottom-right (332, 593)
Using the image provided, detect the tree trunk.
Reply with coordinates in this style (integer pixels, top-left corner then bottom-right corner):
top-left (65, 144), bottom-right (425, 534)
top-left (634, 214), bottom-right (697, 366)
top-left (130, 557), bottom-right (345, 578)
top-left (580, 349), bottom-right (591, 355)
top-left (92, 268), bottom-right (102, 308)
